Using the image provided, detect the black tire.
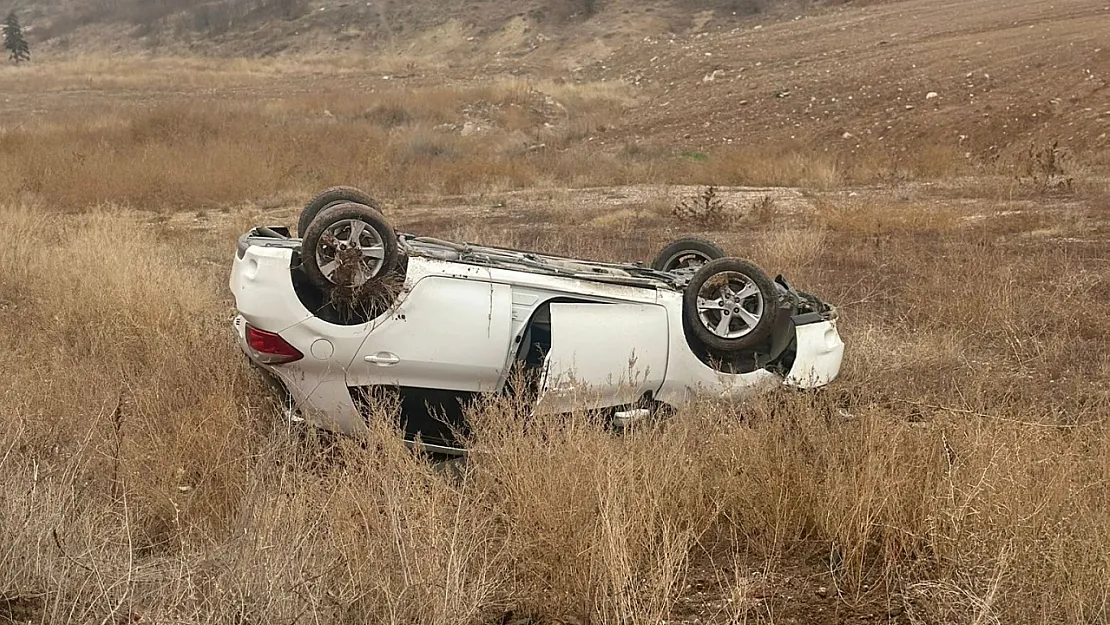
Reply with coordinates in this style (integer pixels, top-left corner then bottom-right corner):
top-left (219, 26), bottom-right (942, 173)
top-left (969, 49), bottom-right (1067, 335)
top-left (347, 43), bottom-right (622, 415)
top-left (683, 257), bottom-right (778, 353)
top-left (302, 202), bottom-right (401, 292)
top-left (297, 186), bottom-right (383, 238)
top-left (651, 237), bottom-right (727, 271)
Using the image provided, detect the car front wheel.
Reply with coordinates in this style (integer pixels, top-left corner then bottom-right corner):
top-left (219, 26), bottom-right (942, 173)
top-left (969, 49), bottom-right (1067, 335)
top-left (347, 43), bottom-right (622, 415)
top-left (682, 257), bottom-right (778, 354)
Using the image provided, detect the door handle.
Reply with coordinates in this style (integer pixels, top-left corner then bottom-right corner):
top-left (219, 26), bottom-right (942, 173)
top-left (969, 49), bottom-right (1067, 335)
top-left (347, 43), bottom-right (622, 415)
top-left (365, 352), bottom-right (400, 366)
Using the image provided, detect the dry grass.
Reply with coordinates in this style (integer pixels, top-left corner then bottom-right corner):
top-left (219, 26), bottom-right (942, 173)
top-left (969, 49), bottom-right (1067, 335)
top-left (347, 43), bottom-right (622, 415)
top-left (2, 56), bottom-right (1110, 625)
top-left (0, 68), bottom-right (653, 209)
top-left (2, 58), bottom-right (1056, 214)
top-left (4, 186), bottom-right (1109, 624)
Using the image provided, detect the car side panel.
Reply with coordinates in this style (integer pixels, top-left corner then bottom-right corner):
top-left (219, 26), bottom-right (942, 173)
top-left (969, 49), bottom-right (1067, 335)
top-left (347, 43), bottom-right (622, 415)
top-left (533, 302), bottom-right (670, 414)
top-left (347, 274), bottom-right (514, 393)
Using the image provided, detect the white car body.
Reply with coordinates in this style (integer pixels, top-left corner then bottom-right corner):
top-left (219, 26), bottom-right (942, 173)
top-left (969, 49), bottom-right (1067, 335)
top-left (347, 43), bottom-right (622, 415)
top-left (230, 228), bottom-right (844, 453)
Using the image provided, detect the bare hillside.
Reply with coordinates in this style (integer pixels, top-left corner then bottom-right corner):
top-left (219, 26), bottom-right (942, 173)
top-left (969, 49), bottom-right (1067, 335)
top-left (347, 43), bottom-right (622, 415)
top-left (598, 0), bottom-right (1110, 172)
top-left (25, 0), bottom-right (830, 56)
top-left (14, 0), bottom-right (1109, 177)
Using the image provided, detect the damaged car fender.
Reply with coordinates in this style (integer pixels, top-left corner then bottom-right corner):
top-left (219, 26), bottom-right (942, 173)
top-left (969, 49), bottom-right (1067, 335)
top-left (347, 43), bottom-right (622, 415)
top-left (784, 316), bottom-right (844, 389)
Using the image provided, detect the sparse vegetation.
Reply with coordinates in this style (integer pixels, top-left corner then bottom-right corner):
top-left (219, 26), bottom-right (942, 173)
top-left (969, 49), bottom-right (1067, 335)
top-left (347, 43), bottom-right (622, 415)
top-left (3, 0), bottom-right (1110, 622)
top-left (748, 194), bottom-right (777, 224)
top-left (673, 185), bottom-right (728, 227)
top-left (566, 0), bottom-right (601, 18)
top-left (0, 76), bottom-right (645, 208)
top-left (679, 0), bottom-right (768, 15)
top-left (1018, 139), bottom-right (1075, 194)
top-left (35, 0), bottom-right (310, 41)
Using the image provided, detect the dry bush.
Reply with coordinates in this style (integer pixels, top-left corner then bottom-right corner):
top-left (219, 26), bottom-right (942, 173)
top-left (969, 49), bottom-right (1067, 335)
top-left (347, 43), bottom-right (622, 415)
top-left (666, 138), bottom-right (977, 190)
top-left (3, 55), bottom-right (1110, 625)
top-left (747, 194), bottom-right (779, 225)
top-left (3, 193), bottom-right (1109, 624)
top-left (0, 203), bottom-right (257, 620)
top-left (672, 185), bottom-right (729, 228)
top-left (1016, 139), bottom-right (1075, 194)
top-left (0, 56), bottom-right (389, 93)
top-left (0, 60), bottom-right (1020, 212)
top-left (813, 195), bottom-right (964, 238)
top-left (676, 145), bottom-right (844, 189)
top-left (0, 75), bottom-right (642, 210)
top-left (746, 226), bottom-right (827, 283)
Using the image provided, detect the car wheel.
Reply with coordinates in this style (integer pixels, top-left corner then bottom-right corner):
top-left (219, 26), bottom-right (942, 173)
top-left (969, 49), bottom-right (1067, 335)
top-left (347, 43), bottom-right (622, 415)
top-left (683, 257), bottom-right (778, 353)
top-left (651, 236), bottom-right (727, 272)
top-left (302, 202), bottom-right (401, 292)
top-left (297, 186), bottom-right (383, 238)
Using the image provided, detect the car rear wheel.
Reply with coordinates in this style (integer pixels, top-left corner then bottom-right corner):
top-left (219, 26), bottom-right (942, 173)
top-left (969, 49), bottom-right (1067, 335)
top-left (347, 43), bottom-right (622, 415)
top-left (683, 258), bottom-right (777, 353)
top-left (651, 237), bottom-right (726, 272)
top-left (297, 186), bottom-right (383, 238)
top-left (302, 202), bottom-right (402, 292)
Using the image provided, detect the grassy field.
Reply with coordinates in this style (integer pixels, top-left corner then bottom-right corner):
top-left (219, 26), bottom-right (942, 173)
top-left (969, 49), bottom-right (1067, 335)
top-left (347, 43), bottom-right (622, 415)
top-left (0, 56), bottom-right (954, 212)
top-left (2, 40), bottom-right (1109, 625)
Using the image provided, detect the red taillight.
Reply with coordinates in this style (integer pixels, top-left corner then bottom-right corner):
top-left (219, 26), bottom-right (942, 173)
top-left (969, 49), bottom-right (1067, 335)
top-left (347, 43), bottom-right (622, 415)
top-left (245, 324), bottom-right (303, 364)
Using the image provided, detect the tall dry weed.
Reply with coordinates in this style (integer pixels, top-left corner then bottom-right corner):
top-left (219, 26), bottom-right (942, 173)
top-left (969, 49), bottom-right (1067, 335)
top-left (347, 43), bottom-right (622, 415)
top-left (2, 57), bottom-right (1110, 623)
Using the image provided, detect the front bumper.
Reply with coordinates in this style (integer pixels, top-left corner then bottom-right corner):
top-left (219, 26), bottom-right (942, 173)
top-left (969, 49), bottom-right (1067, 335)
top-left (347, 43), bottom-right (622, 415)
top-left (783, 318), bottom-right (844, 389)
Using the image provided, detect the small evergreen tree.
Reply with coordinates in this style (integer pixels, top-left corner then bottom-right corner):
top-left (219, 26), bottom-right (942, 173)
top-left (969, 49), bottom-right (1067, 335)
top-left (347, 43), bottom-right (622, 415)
top-left (3, 10), bottom-right (30, 65)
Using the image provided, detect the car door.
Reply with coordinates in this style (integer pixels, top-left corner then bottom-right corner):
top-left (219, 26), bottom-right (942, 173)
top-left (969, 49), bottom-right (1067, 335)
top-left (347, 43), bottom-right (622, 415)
top-left (348, 274), bottom-right (514, 393)
top-left (533, 302), bottom-right (670, 415)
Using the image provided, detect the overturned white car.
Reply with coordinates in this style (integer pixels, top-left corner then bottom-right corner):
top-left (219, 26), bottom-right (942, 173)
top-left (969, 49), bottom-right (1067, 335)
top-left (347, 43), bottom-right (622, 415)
top-left (230, 187), bottom-right (844, 453)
